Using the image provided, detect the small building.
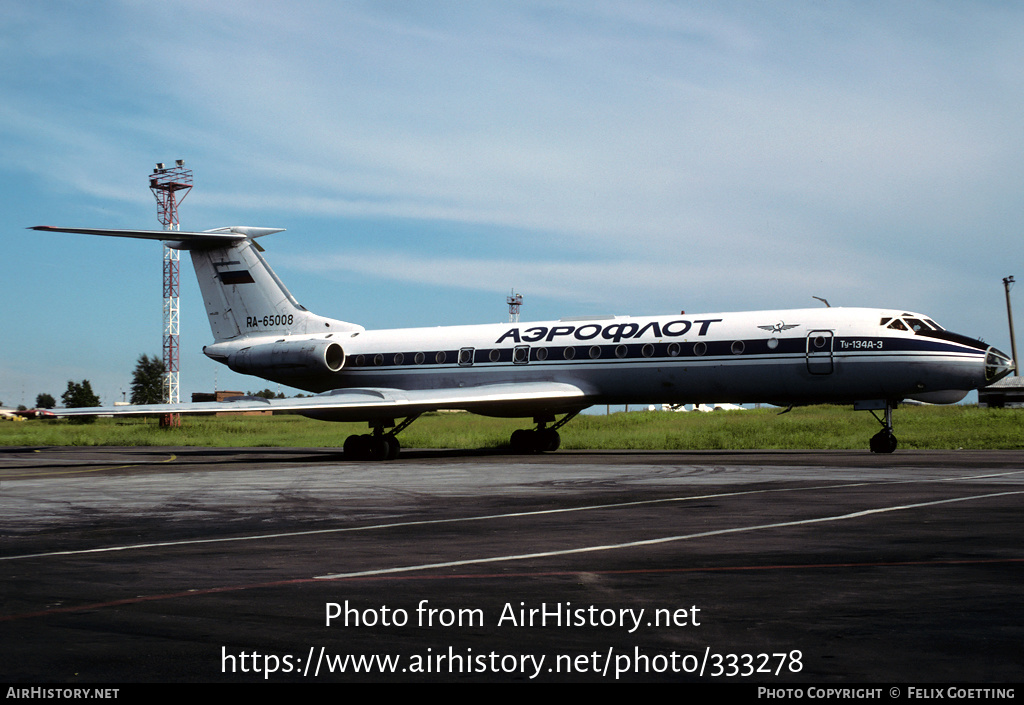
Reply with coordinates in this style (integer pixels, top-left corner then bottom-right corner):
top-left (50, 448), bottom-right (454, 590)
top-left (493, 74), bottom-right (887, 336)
top-left (191, 391), bottom-right (272, 416)
top-left (978, 377), bottom-right (1024, 408)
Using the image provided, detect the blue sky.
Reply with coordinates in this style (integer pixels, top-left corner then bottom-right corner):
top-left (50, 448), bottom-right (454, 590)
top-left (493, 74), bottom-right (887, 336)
top-left (1, 1), bottom-right (1021, 406)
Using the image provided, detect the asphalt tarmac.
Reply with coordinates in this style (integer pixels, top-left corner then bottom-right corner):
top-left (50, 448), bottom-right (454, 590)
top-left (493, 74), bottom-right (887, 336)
top-left (1, 446), bottom-right (1021, 683)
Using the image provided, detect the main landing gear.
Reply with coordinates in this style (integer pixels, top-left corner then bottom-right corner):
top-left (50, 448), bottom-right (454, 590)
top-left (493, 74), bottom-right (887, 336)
top-left (343, 414), bottom-right (420, 461)
top-left (509, 411), bottom-right (580, 454)
top-left (864, 401), bottom-right (898, 454)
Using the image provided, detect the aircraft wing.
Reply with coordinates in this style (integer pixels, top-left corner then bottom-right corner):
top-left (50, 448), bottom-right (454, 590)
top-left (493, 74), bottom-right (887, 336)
top-left (53, 382), bottom-right (591, 422)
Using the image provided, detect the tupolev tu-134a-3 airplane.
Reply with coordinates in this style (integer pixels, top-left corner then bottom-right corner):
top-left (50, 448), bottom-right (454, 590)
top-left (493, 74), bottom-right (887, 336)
top-left (31, 224), bottom-right (1014, 459)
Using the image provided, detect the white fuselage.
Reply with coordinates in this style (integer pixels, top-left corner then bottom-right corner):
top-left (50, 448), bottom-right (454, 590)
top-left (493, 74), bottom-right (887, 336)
top-left (204, 306), bottom-right (1003, 417)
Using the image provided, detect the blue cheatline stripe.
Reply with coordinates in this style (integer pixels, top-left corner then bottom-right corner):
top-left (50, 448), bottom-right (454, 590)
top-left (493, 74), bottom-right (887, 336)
top-left (342, 336), bottom-right (982, 371)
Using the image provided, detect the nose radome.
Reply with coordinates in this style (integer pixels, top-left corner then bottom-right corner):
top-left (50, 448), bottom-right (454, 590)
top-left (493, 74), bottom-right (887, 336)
top-left (985, 347), bottom-right (1015, 383)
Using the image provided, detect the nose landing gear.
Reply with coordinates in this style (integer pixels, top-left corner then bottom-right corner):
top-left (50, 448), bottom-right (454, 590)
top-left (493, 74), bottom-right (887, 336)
top-left (869, 427), bottom-right (898, 454)
top-left (863, 401), bottom-right (898, 454)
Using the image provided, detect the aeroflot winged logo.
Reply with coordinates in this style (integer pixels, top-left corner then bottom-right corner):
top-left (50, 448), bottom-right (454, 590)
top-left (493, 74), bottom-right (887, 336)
top-left (495, 318), bottom-right (723, 344)
top-left (757, 321), bottom-right (799, 334)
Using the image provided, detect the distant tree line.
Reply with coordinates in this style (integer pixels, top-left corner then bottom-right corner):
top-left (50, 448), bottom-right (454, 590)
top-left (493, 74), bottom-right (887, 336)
top-left (248, 389), bottom-right (286, 399)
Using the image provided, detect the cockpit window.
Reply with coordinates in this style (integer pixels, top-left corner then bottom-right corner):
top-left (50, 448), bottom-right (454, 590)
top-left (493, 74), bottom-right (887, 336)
top-left (884, 315), bottom-right (946, 334)
top-left (885, 316), bottom-right (945, 333)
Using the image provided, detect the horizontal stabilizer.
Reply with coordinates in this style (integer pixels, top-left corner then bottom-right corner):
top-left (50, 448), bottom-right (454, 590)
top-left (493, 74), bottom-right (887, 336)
top-left (32, 223), bottom-right (360, 341)
top-left (29, 225), bottom-right (283, 245)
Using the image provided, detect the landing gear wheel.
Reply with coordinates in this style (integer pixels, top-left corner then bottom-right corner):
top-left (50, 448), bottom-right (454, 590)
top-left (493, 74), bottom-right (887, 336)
top-left (510, 428), bottom-right (561, 453)
top-left (510, 429), bottom-right (534, 453)
top-left (369, 435), bottom-right (391, 460)
top-left (344, 433), bottom-right (400, 460)
top-left (509, 411), bottom-right (579, 454)
top-left (343, 415), bottom-right (417, 461)
top-left (866, 401), bottom-right (898, 453)
top-left (869, 429), bottom-right (898, 454)
top-left (536, 428), bottom-right (561, 452)
top-left (343, 434), bottom-right (359, 456)
top-left (343, 433), bottom-right (371, 460)
top-left (383, 434), bottom-right (401, 460)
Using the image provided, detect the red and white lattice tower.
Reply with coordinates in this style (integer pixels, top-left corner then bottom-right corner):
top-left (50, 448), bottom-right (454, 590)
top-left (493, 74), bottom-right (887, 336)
top-left (149, 160), bottom-right (193, 427)
top-left (507, 291), bottom-right (522, 323)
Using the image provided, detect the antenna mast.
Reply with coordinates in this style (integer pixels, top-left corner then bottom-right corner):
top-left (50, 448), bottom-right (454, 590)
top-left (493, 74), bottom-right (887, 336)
top-left (149, 160), bottom-right (193, 427)
top-left (507, 291), bottom-right (522, 323)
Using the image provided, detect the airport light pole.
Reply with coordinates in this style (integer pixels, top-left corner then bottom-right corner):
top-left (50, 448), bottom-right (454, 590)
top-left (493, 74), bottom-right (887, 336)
top-left (150, 160), bottom-right (194, 425)
top-left (1004, 276), bottom-right (1018, 376)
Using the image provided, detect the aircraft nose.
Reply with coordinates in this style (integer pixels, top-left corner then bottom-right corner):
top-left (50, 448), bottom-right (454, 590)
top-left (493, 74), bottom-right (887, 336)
top-left (985, 346), bottom-right (1014, 383)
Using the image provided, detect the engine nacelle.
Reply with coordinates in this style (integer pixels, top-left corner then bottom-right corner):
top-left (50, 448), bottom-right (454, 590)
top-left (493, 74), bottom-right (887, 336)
top-left (228, 340), bottom-right (345, 377)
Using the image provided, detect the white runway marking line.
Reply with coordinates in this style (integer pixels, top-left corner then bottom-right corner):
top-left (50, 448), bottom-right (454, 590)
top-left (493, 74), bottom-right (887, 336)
top-left (3, 469), bottom-right (1022, 563)
top-left (314, 489), bottom-right (1024, 580)
top-left (0, 483), bottom-right (791, 561)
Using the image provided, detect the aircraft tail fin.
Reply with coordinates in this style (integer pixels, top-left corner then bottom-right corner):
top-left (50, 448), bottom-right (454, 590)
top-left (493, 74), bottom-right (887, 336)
top-left (187, 229), bottom-right (363, 342)
top-left (29, 225), bottom-right (363, 343)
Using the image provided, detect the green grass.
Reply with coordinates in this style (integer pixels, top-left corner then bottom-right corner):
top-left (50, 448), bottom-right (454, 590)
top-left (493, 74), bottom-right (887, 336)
top-left (0, 405), bottom-right (1020, 450)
